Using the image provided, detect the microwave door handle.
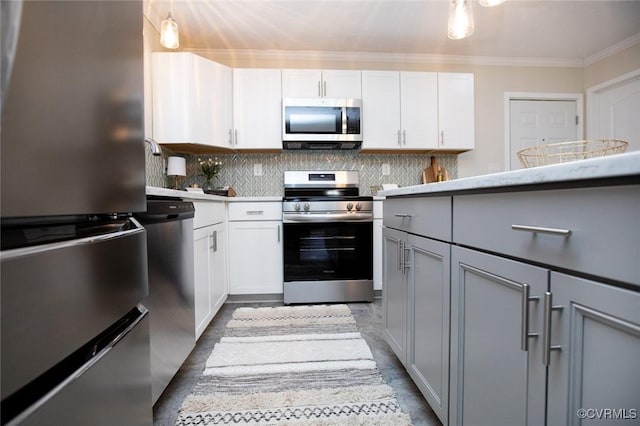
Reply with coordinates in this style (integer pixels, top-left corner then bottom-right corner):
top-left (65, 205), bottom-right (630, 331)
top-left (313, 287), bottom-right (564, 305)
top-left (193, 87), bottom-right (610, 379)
top-left (342, 107), bottom-right (348, 135)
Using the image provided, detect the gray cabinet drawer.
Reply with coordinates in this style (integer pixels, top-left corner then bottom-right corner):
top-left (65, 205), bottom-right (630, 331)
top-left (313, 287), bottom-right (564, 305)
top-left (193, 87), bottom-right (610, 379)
top-left (383, 196), bottom-right (451, 242)
top-left (453, 185), bottom-right (640, 287)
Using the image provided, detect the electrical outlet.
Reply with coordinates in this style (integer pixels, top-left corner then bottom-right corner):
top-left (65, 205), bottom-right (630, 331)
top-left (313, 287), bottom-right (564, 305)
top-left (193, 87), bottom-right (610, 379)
top-left (382, 163), bottom-right (391, 176)
top-left (253, 163), bottom-right (263, 176)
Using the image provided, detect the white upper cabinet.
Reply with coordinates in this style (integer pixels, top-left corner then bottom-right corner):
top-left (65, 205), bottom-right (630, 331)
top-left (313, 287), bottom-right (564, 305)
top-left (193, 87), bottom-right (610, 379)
top-left (362, 71), bottom-right (438, 150)
top-left (362, 71), bottom-right (474, 152)
top-left (232, 68), bottom-right (283, 150)
top-left (282, 69), bottom-right (361, 98)
top-left (438, 73), bottom-right (475, 151)
top-left (152, 52), bottom-right (232, 150)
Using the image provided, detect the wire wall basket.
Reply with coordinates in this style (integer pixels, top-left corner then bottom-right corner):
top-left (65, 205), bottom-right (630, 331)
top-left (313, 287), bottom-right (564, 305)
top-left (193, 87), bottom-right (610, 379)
top-left (517, 139), bottom-right (629, 168)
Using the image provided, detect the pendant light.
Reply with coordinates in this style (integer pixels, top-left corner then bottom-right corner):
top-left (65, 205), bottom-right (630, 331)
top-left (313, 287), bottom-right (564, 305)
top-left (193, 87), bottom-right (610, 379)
top-left (479, 0), bottom-right (506, 6)
top-left (160, 12), bottom-right (179, 49)
top-left (448, 0), bottom-right (474, 40)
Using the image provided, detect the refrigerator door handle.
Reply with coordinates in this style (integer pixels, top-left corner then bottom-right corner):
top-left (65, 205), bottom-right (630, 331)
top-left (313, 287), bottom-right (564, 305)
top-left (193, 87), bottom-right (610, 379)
top-left (1, 220), bottom-right (144, 260)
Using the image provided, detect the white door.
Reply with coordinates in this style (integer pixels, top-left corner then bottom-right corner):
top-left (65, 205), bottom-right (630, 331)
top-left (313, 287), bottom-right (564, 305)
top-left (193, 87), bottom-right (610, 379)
top-left (509, 100), bottom-right (578, 170)
top-left (588, 72), bottom-right (640, 152)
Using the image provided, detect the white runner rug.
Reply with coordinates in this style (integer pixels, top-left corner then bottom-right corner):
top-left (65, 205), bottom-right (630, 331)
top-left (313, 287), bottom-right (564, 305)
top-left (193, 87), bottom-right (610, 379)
top-left (176, 304), bottom-right (413, 425)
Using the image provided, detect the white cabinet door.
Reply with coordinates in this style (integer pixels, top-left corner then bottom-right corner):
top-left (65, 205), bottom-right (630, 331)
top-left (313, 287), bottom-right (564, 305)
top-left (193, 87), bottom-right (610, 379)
top-left (152, 52), bottom-right (194, 143)
top-left (210, 222), bottom-right (228, 315)
top-left (194, 226), bottom-right (214, 339)
top-left (152, 52), bottom-right (232, 149)
top-left (282, 69), bottom-right (361, 98)
top-left (232, 69), bottom-right (282, 150)
top-left (361, 71), bottom-right (401, 149)
top-left (401, 71), bottom-right (438, 149)
top-left (438, 73), bottom-right (475, 151)
top-left (210, 59), bottom-right (233, 149)
top-left (229, 221), bottom-right (283, 294)
top-left (322, 70), bottom-right (361, 98)
top-left (547, 273), bottom-right (640, 426)
top-left (282, 69), bottom-right (323, 98)
top-left (362, 71), bottom-right (437, 150)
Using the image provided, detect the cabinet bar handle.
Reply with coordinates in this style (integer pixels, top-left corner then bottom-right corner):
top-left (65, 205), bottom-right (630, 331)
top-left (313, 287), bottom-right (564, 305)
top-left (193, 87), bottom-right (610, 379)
top-left (512, 224), bottom-right (571, 236)
top-left (542, 292), bottom-right (564, 366)
top-left (402, 129), bottom-right (406, 145)
top-left (440, 130), bottom-right (444, 146)
top-left (394, 214), bottom-right (412, 218)
top-left (318, 81), bottom-right (321, 97)
top-left (245, 210), bottom-right (264, 215)
top-left (323, 81), bottom-right (327, 97)
top-left (277, 225), bottom-right (280, 243)
top-left (398, 240), bottom-right (403, 271)
top-left (234, 129), bottom-right (238, 146)
top-left (403, 244), bottom-right (411, 273)
top-left (520, 284), bottom-right (539, 351)
top-left (397, 130), bottom-right (401, 146)
top-left (210, 230), bottom-right (217, 252)
top-left (228, 129), bottom-right (233, 146)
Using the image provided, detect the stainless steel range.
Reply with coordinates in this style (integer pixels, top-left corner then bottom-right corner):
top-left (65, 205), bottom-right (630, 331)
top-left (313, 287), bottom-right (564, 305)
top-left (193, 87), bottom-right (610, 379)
top-left (283, 171), bottom-right (374, 304)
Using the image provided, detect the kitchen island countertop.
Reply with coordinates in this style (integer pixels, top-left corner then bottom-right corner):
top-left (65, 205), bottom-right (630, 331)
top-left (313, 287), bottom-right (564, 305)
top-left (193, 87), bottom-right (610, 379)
top-left (380, 151), bottom-right (640, 197)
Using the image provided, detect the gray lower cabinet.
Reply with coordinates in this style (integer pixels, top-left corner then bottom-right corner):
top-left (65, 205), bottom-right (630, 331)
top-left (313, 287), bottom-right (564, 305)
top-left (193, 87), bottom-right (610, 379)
top-left (383, 227), bottom-right (450, 424)
top-left (385, 183), bottom-right (639, 426)
top-left (450, 246), bottom-right (640, 426)
top-left (408, 234), bottom-right (450, 425)
top-left (382, 227), bottom-right (408, 366)
top-left (450, 246), bottom-right (547, 426)
top-left (547, 273), bottom-right (640, 426)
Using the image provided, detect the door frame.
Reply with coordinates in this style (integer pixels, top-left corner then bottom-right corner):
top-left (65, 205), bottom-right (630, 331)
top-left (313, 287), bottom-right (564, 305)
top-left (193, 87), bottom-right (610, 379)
top-left (504, 92), bottom-right (584, 171)
top-left (586, 68), bottom-right (640, 140)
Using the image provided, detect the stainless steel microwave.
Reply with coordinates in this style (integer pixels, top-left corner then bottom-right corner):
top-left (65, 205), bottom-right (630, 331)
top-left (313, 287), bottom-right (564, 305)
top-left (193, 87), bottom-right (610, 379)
top-left (282, 98), bottom-right (362, 150)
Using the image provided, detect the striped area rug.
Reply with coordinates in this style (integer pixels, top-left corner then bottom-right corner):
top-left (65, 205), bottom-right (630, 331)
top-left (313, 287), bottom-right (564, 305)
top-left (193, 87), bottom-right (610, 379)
top-left (176, 304), bottom-right (412, 425)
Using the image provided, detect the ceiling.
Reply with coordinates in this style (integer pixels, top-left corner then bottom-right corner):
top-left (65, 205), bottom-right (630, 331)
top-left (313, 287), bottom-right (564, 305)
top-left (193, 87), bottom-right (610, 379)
top-left (146, 0), bottom-right (640, 65)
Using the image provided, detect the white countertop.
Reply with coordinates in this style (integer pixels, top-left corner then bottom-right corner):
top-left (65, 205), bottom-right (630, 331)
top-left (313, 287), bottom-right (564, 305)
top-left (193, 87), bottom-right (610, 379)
top-left (145, 186), bottom-right (282, 202)
top-left (379, 151), bottom-right (640, 197)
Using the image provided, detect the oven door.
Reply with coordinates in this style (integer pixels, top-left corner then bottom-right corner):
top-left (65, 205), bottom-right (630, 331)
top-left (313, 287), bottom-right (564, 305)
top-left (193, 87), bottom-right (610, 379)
top-left (283, 221), bottom-right (372, 283)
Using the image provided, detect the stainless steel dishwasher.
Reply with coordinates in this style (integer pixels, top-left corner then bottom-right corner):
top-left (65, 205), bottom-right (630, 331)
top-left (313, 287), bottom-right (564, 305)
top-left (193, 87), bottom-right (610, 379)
top-left (135, 199), bottom-right (195, 404)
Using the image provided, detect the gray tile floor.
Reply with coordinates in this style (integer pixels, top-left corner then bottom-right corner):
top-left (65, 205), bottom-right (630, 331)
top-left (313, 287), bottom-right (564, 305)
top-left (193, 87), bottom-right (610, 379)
top-left (153, 299), bottom-right (441, 426)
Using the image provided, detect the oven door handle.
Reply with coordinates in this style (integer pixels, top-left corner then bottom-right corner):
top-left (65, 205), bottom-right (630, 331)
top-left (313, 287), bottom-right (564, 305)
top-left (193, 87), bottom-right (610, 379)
top-left (283, 212), bottom-right (373, 223)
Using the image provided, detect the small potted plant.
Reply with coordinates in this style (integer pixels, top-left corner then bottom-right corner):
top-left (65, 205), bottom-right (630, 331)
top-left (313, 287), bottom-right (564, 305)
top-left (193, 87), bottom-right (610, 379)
top-left (198, 157), bottom-right (222, 191)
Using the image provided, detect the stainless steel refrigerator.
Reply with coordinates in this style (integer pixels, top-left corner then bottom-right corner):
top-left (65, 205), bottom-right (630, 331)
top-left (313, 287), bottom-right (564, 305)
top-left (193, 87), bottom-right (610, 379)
top-left (1, 1), bottom-right (152, 424)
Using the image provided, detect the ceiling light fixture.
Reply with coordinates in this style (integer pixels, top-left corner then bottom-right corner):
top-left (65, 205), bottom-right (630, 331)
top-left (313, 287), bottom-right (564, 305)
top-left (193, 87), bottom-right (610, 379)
top-left (160, 12), bottom-right (179, 49)
top-left (448, 0), bottom-right (507, 40)
top-left (479, 0), bottom-right (507, 6)
top-left (448, 0), bottom-right (474, 40)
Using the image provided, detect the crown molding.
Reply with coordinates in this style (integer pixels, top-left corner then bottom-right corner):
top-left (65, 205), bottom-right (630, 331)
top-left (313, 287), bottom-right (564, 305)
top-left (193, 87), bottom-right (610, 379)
top-left (186, 48), bottom-right (585, 68)
top-left (584, 33), bottom-right (640, 67)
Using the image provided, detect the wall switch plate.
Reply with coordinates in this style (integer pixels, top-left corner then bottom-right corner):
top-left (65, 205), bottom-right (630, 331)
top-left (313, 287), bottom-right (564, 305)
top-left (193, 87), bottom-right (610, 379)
top-left (382, 163), bottom-right (391, 176)
top-left (253, 163), bottom-right (263, 176)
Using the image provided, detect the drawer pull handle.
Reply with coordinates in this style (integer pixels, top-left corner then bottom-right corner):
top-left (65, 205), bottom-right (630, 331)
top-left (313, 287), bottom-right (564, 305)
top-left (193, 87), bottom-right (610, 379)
top-left (394, 214), bottom-right (412, 218)
top-left (246, 210), bottom-right (264, 215)
top-left (511, 224), bottom-right (571, 236)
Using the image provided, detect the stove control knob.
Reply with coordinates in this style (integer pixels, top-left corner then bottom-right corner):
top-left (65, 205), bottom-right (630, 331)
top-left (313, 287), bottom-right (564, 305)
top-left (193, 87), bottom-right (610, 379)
top-left (304, 203), bottom-right (310, 211)
top-left (356, 202), bottom-right (362, 211)
top-left (294, 203), bottom-right (301, 212)
top-left (347, 202), bottom-right (354, 211)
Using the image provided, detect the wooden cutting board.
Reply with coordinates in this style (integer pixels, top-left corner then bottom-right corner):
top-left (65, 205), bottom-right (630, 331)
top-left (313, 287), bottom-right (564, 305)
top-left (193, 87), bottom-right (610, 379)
top-left (422, 156), bottom-right (449, 183)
